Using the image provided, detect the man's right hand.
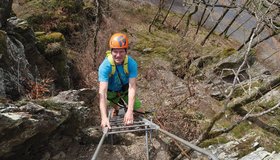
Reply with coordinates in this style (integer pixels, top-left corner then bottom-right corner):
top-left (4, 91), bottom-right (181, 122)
top-left (101, 117), bottom-right (111, 129)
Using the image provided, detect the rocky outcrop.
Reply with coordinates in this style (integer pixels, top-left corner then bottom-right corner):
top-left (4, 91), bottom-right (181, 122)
top-left (208, 133), bottom-right (280, 160)
top-left (0, 16), bottom-right (73, 100)
top-left (201, 50), bottom-right (271, 101)
top-left (0, 0), bottom-right (13, 28)
top-left (0, 88), bottom-right (98, 160)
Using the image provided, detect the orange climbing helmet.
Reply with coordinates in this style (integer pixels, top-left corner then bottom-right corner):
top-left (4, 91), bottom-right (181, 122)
top-left (109, 33), bottom-right (128, 49)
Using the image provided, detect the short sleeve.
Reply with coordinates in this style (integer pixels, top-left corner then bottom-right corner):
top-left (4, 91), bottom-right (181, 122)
top-left (128, 56), bottom-right (138, 78)
top-left (98, 58), bottom-right (112, 82)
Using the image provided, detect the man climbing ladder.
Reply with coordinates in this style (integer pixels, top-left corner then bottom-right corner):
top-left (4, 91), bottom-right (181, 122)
top-left (98, 33), bottom-right (142, 129)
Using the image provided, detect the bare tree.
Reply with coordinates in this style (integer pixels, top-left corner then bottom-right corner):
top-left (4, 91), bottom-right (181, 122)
top-left (225, 15), bottom-right (253, 38)
top-left (92, 0), bottom-right (102, 68)
top-left (219, 0), bottom-right (252, 37)
top-left (193, 0), bottom-right (280, 147)
top-left (201, 0), bottom-right (219, 26)
top-left (162, 0), bottom-right (176, 24)
top-left (237, 24), bottom-right (265, 50)
top-left (173, 5), bottom-right (192, 31)
top-left (149, 0), bottom-right (165, 32)
top-left (251, 31), bottom-right (279, 48)
top-left (195, 0), bottom-right (210, 36)
top-left (238, 7), bottom-right (279, 50)
top-left (182, 0), bottom-right (199, 37)
top-left (201, 0), bottom-right (236, 45)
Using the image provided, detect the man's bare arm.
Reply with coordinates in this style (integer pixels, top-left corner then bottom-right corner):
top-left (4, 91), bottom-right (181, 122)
top-left (99, 82), bottom-right (110, 128)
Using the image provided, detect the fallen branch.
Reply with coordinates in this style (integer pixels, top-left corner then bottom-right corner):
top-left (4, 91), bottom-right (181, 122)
top-left (208, 101), bottom-right (280, 138)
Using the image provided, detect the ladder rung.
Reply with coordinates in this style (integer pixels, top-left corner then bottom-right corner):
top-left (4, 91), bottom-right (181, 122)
top-left (108, 128), bottom-right (155, 134)
top-left (110, 124), bottom-right (150, 130)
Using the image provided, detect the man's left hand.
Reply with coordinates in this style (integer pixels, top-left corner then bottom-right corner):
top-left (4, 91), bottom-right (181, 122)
top-left (124, 110), bottom-right (134, 125)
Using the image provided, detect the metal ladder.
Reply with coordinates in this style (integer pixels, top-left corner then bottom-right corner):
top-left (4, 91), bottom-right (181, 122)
top-left (91, 108), bottom-right (218, 160)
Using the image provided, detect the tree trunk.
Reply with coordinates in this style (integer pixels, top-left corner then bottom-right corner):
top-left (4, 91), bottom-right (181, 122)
top-left (219, 8), bottom-right (244, 36)
top-left (233, 107), bottom-right (280, 136)
top-left (161, 0), bottom-right (175, 24)
top-left (201, 0), bottom-right (219, 26)
top-left (238, 24), bottom-right (265, 50)
top-left (227, 73), bottom-right (280, 110)
top-left (0, 0), bottom-right (13, 29)
top-left (201, 0), bottom-right (236, 45)
top-left (220, 0), bottom-right (252, 37)
top-left (173, 5), bottom-right (191, 31)
top-left (238, 9), bottom-right (279, 50)
top-left (183, 2), bottom-right (199, 37)
top-left (196, 73), bottom-right (280, 145)
top-left (251, 31), bottom-right (279, 48)
top-left (93, 0), bottom-right (102, 68)
top-left (149, 0), bottom-right (165, 32)
top-left (195, 0), bottom-right (209, 36)
top-left (226, 15), bottom-right (253, 38)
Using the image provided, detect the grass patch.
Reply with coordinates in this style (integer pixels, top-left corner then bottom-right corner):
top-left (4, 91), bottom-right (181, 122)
top-left (200, 136), bottom-right (229, 147)
top-left (232, 122), bottom-right (252, 138)
top-left (218, 48), bottom-right (237, 59)
top-left (133, 30), bottom-right (179, 60)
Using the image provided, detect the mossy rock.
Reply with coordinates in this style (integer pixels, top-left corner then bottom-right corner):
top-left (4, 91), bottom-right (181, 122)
top-left (45, 42), bottom-right (65, 56)
top-left (37, 99), bottom-right (63, 111)
top-left (0, 30), bottom-right (7, 56)
top-left (188, 64), bottom-right (200, 76)
top-left (44, 43), bottom-right (69, 88)
top-left (37, 32), bottom-right (65, 44)
top-left (231, 79), bottom-right (262, 98)
top-left (218, 48), bottom-right (237, 59)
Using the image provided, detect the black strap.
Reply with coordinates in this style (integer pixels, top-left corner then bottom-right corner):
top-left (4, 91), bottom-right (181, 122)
top-left (116, 66), bottom-right (128, 91)
top-left (115, 66), bottom-right (124, 85)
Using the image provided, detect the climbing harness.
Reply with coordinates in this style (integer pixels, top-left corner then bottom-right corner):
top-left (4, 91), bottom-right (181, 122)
top-left (91, 105), bottom-right (218, 160)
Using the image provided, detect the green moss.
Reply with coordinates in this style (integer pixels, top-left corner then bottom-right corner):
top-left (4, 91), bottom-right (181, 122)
top-left (232, 80), bottom-right (262, 98)
top-left (259, 98), bottom-right (278, 111)
top-left (200, 136), bottom-right (229, 147)
top-left (189, 65), bottom-right (200, 76)
top-left (133, 30), bottom-right (179, 61)
top-left (218, 48), bottom-right (237, 59)
top-left (232, 122), bottom-right (252, 138)
top-left (37, 32), bottom-right (65, 44)
top-left (37, 100), bottom-right (62, 110)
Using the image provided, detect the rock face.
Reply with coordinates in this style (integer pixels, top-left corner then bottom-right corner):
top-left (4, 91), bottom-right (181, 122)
top-left (0, 88), bottom-right (98, 160)
top-left (0, 16), bottom-right (73, 100)
top-left (0, 0), bottom-right (13, 28)
top-left (208, 133), bottom-right (280, 160)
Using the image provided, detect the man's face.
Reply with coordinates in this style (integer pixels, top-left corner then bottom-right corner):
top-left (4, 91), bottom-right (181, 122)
top-left (111, 48), bottom-right (126, 64)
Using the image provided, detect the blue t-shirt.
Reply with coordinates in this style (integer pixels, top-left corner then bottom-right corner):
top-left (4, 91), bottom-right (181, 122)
top-left (98, 56), bottom-right (138, 91)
